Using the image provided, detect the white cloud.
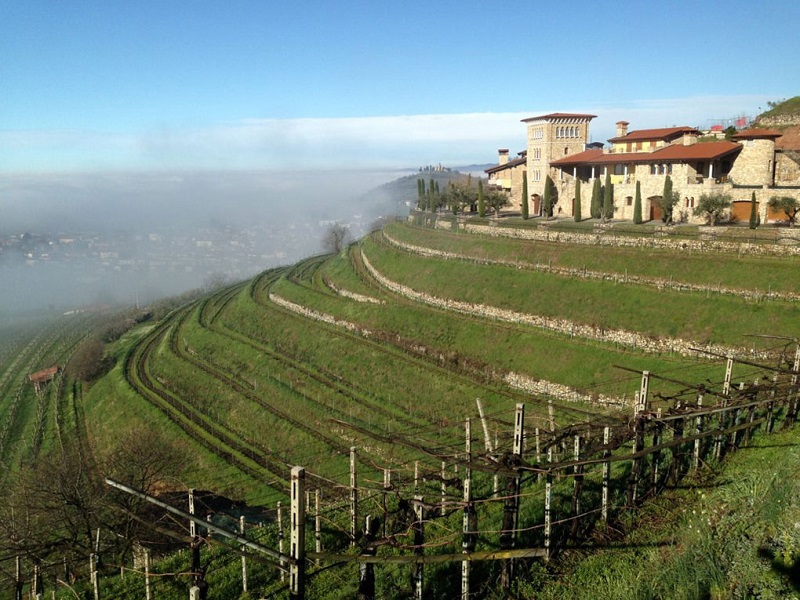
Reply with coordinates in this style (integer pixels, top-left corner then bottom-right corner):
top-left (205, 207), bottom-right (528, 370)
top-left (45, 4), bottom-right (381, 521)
top-left (0, 94), bottom-right (774, 172)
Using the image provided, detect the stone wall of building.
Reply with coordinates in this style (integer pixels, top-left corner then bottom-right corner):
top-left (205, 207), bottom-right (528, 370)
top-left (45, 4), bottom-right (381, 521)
top-left (728, 138), bottom-right (776, 186)
top-left (776, 151), bottom-right (800, 183)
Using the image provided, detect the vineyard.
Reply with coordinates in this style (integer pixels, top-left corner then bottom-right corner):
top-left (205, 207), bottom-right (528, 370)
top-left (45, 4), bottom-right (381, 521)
top-left (3, 215), bottom-right (800, 598)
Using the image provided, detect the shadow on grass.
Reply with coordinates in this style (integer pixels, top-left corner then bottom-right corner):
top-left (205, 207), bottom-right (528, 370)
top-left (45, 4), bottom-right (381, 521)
top-left (758, 546), bottom-right (800, 592)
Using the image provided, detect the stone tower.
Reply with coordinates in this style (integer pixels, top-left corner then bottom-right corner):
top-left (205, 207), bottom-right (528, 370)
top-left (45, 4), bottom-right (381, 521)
top-left (522, 112), bottom-right (596, 214)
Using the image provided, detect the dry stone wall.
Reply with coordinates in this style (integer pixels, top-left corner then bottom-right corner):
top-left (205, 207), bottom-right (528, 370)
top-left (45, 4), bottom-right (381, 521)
top-left (461, 221), bottom-right (800, 257)
top-left (382, 231), bottom-right (799, 303)
top-left (323, 277), bottom-right (384, 304)
top-left (360, 250), bottom-right (766, 361)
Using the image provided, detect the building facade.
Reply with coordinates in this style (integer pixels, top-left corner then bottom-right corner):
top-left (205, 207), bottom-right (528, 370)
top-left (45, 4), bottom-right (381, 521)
top-left (486, 112), bottom-right (800, 224)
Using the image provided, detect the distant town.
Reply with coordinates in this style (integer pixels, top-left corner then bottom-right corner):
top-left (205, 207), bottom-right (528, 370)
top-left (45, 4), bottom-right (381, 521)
top-left (0, 215), bottom-right (374, 315)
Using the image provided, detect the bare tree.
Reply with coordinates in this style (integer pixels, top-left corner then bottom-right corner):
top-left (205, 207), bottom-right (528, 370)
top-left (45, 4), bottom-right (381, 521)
top-left (322, 223), bottom-right (351, 254)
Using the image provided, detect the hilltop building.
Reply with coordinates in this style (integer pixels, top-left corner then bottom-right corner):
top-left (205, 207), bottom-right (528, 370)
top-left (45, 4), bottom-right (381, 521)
top-left (486, 112), bottom-right (800, 224)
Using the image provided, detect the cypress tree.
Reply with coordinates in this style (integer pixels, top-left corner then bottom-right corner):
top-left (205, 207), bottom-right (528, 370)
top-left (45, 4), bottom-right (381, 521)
top-left (661, 175), bottom-right (673, 223)
top-left (633, 180), bottom-right (643, 224)
top-left (574, 178), bottom-right (582, 222)
top-left (521, 172), bottom-right (529, 220)
top-left (591, 177), bottom-right (602, 219)
top-left (478, 179), bottom-right (485, 217)
top-left (417, 178), bottom-right (424, 210)
top-left (749, 191), bottom-right (758, 229)
top-left (543, 176), bottom-right (553, 219)
top-left (603, 172), bottom-right (613, 222)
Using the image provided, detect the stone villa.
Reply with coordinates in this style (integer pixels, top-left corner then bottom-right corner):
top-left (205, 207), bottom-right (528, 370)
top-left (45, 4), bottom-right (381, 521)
top-left (486, 112), bottom-right (800, 224)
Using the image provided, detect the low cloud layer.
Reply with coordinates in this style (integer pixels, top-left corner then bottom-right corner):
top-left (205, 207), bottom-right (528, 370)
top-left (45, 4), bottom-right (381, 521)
top-left (0, 94), bottom-right (772, 173)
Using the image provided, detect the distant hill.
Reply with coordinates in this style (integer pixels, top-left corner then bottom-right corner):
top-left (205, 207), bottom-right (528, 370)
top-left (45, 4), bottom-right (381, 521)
top-left (754, 95), bottom-right (800, 150)
top-left (360, 170), bottom-right (482, 213)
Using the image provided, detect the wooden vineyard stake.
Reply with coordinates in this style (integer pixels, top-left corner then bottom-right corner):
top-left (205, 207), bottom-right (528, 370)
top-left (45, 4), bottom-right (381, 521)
top-left (290, 467), bottom-right (306, 599)
top-left (602, 426), bottom-right (611, 522)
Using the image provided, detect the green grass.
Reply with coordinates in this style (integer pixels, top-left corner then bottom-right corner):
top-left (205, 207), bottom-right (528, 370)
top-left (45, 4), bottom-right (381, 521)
top-left (363, 233), bottom-right (799, 347)
top-left (388, 221), bottom-right (800, 295)
top-left (530, 424), bottom-right (800, 599)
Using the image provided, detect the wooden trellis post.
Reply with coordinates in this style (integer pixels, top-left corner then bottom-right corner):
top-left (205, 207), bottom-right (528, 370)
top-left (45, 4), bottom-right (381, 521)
top-left (544, 471), bottom-right (553, 560)
top-left (290, 466), bottom-right (306, 599)
top-left (144, 548), bottom-right (152, 600)
top-left (315, 489), bottom-right (322, 565)
top-left (571, 433), bottom-right (583, 536)
top-left (358, 515), bottom-right (376, 600)
top-left (14, 556), bottom-right (22, 600)
top-left (278, 501), bottom-right (285, 581)
top-left (669, 415), bottom-right (685, 485)
top-left (350, 447), bottom-right (358, 547)
top-left (440, 461), bottom-right (447, 517)
top-left (240, 516), bottom-right (247, 594)
top-left (651, 418), bottom-right (663, 492)
top-left (412, 496), bottom-right (424, 600)
top-left (694, 393), bottom-right (704, 470)
top-left (462, 418), bottom-right (476, 600)
top-left (628, 372), bottom-right (649, 506)
top-left (602, 426), bottom-right (611, 522)
top-left (501, 403), bottom-right (524, 589)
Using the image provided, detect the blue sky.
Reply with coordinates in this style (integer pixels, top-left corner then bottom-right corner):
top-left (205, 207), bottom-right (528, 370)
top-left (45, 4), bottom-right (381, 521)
top-left (2, 0), bottom-right (799, 172)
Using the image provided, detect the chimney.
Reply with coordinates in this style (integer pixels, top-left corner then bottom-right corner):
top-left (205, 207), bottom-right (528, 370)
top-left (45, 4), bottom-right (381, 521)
top-left (498, 149), bottom-right (509, 165)
top-left (682, 131), bottom-right (697, 146)
top-left (615, 121), bottom-right (629, 138)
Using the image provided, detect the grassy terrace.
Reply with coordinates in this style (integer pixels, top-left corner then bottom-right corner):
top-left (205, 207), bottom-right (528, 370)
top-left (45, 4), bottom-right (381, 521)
top-left (360, 234), bottom-right (798, 348)
top-left (388, 221), bottom-right (800, 296)
top-left (271, 252), bottom-right (727, 412)
top-left (421, 211), bottom-right (799, 244)
top-left (55, 214), bottom-right (798, 598)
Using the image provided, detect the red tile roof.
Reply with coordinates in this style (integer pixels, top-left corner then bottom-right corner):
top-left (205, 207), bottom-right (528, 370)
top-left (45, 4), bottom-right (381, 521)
top-left (649, 141), bottom-right (742, 161)
top-left (607, 126), bottom-right (698, 143)
top-left (521, 112), bottom-right (597, 122)
top-left (29, 365), bottom-right (60, 384)
top-left (550, 141), bottom-right (741, 167)
top-left (731, 128), bottom-right (782, 140)
top-left (485, 156), bottom-right (527, 174)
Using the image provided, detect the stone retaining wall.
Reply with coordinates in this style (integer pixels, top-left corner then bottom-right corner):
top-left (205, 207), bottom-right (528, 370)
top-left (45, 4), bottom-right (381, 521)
top-left (462, 222), bottom-right (800, 257)
top-left (323, 277), bottom-right (384, 304)
top-left (270, 293), bottom-right (371, 336)
top-left (360, 250), bottom-right (765, 361)
top-left (381, 231), bottom-right (799, 302)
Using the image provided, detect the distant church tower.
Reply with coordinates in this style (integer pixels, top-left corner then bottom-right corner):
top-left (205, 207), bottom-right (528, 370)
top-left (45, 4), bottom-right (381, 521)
top-left (522, 112), bottom-right (596, 215)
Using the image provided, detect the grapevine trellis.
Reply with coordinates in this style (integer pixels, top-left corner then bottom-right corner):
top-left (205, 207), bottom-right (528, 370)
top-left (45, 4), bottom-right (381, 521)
top-left (99, 342), bottom-right (800, 599)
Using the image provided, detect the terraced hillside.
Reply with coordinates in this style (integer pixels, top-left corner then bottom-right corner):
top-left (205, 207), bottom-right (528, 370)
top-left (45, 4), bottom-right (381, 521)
top-left (77, 215), bottom-right (800, 598)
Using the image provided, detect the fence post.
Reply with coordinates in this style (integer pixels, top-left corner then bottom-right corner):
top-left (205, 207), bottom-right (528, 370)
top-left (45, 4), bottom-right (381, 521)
top-left (501, 403), bottom-right (524, 589)
top-left (544, 471), bottom-right (553, 560)
top-left (239, 516), bottom-right (247, 594)
top-left (90, 554), bottom-right (99, 600)
top-left (571, 434), bottom-right (583, 536)
top-left (694, 394), bottom-right (704, 471)
top-left (350, 447), bottom-right (358, 547)
top-left (670, 415), bottom-right (685, 485)
top-left (290, 466), bottom-right (306, 599)
top-left (602, 426), bottom-right (611, 523)
top-left (440, 461), bottom-right (447, 517)
top-left (629, 374), bottom-right (648, 506)
top-left (315, 489), bottom-right (322, 565)
top-left (412, 496), bottom-right (424, 600)
top-left (462, 418), bottom-right (475, 600)
top-left (651, 418), bottom-right (662, 492)
top-left (144, 548), bottom-right (152, 600)
top-left (278, 501), bottom-right (286, 581)
top-left (15, 556), bottom-right (22, 600)
top-left (358, 516), bottom-right (376, 600)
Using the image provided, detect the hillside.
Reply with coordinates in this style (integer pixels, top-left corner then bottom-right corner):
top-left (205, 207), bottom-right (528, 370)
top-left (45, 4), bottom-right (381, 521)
top-left (3, 212), bottom-right (800, 598)
top-left (755, 95), bottom-right (800, 150)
